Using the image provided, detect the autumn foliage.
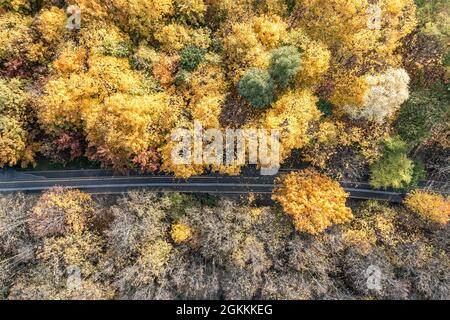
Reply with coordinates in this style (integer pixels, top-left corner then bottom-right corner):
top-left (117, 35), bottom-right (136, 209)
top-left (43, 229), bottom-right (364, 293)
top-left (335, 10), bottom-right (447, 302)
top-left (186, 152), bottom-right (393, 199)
top-left (273, 169), bottom-right (353, 234)
top-left (2, 0), bottom-right (445, 183)
top-left (404, 190), bottom-right (449, 225)
top-left (0, 0), bottom-right (444, 193)
top-left (3, 190), bottom-right (448, 300)
top-left (0, 0), bottom-right (449, 302)
top-left (29, 187), bottom-right (95, 238)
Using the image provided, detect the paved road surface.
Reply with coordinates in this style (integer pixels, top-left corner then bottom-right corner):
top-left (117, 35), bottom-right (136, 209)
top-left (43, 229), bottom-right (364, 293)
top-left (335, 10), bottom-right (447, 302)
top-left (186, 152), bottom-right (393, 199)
top-left (0, 168), bottom-right (447, 203)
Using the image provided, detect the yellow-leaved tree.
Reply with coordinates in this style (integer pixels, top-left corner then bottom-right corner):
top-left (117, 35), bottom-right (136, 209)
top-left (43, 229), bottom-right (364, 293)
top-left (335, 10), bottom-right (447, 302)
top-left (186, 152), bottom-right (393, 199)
top-left (222, 15), bottom-right (286, 84)
top-left (29, 187), bottom-right (96, 238)
top-left (404, 190), bottom-right (449, 225)
top-left (0, 11), bottom-right (33, 63)
top-left (170, 222), bottom-right (193, 244)
top-left (293, 0), bottom-right (416, 60)
top-left (84, 92), bottom-right (181, 170)
top-left (110, 0), bottom-right (174, 39)
top-left (273, 169), bottom-right (353, 234)
top-left (0, 78), bottom-right (34, 168)
top-left (256, 89), bottom-right (322, 161)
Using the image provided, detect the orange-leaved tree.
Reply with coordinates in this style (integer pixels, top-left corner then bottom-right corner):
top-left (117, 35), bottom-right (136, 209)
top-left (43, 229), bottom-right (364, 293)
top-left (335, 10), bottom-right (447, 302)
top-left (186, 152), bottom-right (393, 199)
top-left (273, 169), bottom-right (353, 234)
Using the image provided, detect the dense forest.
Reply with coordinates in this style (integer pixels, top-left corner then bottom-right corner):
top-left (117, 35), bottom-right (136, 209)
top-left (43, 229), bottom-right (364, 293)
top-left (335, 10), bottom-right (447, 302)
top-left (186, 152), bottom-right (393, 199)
top-left (0, 0), bottom-right (449, 300)
top-left (0, 189), bottom-right (449, 300)
top-left (0, 0), bottom-right (448, 186)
